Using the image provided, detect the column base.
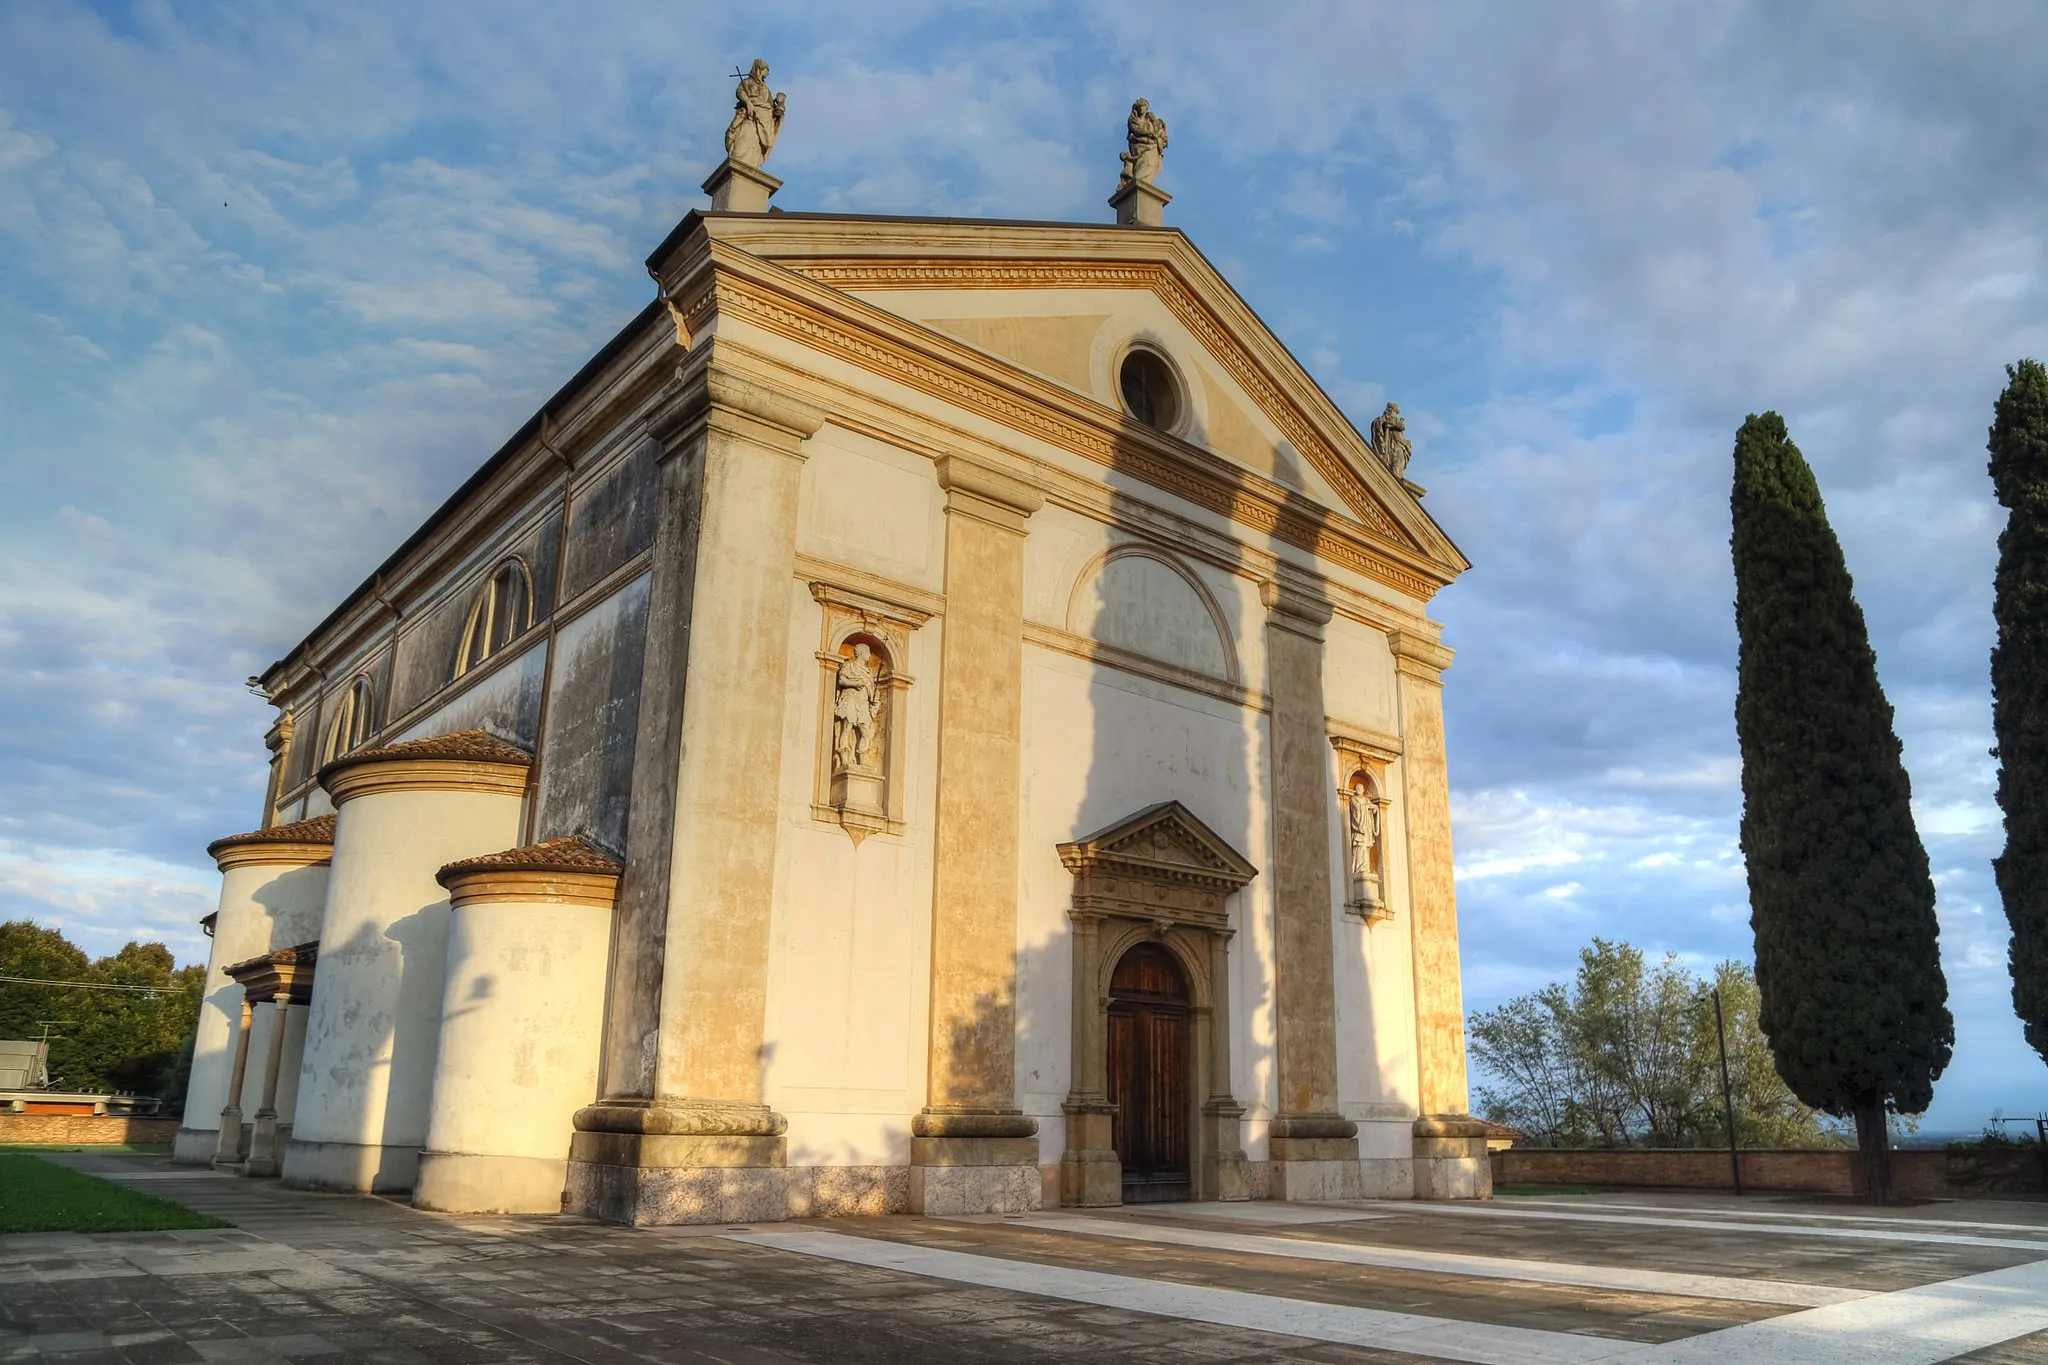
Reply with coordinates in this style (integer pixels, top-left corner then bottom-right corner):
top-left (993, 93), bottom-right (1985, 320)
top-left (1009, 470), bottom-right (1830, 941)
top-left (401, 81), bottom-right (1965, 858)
top-left (244, 1113), bottom-right (286, 1178)
top-left (416, 1151), bottom-right (569, 1214)
top-left (908, 1111), bottom-right (1040, 1215)
top-left (280, 1138), bottom-right (421, 1194)
top-left (563, 1099), bottom-right (789, 1225)
top-left (1412, 1115), bottom-right (1492, 1200)
top-left (1267, 1114), bottom-right (1362, 1202)
top-left (173, 1127), bottom-right (218, 1165)
top-left (211, 1107), bottom-right (248, 1167)
top-left (1059, 1102), bottom-right (1120, 1207)
top-left (1200, 1099), bottom-right (1251, 1202)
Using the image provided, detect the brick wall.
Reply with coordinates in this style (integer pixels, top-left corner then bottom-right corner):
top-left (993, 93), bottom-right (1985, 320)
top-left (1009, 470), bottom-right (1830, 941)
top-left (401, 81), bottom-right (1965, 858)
top-left (1492, 1146), bottom-right (2045, 1200)
top-left (0, 1113), bottom-right (182, 1146)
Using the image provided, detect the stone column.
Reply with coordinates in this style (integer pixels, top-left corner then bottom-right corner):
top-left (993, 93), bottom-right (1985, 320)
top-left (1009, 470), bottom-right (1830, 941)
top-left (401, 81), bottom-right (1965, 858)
top-left (1058, 911), bottom-right (1118, 1207)
top-left (1389, 629), bottom-right (1490, 1199)
top-left (417, 838), bottom-right (619, 1215)
top-left (909, 455), bottom-right (1045, 1217)
top-left (1260, 580), bottom-right (1362, 1201)
top-left (177, 817), bottom-right (332, 1165)
top-left (281, 731), bottom-right (530, 1195)
top-left (245, 996), bottom-right (292, 1177)
top-left (213, 998), bottom-right (255, 1167)
top-left (568, 360), bottom-right (824, 1226)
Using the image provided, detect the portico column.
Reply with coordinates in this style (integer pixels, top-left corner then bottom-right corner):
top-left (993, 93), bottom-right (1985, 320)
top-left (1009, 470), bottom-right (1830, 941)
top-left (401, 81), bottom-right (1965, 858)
top-left (1389, 629), bottom-right (1491, 1199)
top-left (567, 357), bottom-right (825, 1227)
top-left (212, 999), bottom-right (254, 1166)
top-left (245, 996), bottom-right (292, 1176)
top-left (1261, 580), bottom-right (1363, 1201)
top-left (908, 455), bottom-right (1045, 1217)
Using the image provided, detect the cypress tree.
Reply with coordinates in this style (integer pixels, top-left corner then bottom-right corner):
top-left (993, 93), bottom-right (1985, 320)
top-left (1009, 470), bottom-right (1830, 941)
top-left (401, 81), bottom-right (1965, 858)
top-left (1731, 412), bottom-right (1952, 1202)
top-left (1989, 359), bottom-right (2048, 1064)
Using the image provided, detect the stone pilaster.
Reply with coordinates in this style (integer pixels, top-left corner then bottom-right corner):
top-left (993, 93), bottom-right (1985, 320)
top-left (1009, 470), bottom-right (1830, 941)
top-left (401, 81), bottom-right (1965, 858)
top-left (1261, 579), bottom-right (1362, 1200)
top-left (1059, 911), bottom-right (1119, 1207)
top-left (910, 455), bottom-right (1045, 1217)
top-left (1389, 628), bottom-right (1490, 1199)
top-left (570, 358), bottom-right (825, 1226)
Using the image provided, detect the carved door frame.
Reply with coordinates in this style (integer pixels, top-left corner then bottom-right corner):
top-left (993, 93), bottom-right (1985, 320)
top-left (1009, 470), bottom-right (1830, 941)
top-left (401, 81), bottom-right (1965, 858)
top-left (1056, 801), bottom-right (1258, 1207)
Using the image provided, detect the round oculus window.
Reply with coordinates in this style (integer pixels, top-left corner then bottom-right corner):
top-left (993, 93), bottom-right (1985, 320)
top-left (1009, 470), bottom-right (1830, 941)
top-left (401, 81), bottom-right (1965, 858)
top-left (1119, 349), bottom-right (1181, 431)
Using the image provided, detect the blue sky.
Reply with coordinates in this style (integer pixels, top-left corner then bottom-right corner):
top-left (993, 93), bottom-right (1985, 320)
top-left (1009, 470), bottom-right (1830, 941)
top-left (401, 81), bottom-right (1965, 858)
top-left (3, 1), bottom-right (2043, 1131)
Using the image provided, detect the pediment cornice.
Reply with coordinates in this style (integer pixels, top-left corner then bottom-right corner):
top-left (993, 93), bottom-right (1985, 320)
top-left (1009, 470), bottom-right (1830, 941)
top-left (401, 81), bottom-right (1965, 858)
top-left (1058, 800), bottom-right (1257, 893)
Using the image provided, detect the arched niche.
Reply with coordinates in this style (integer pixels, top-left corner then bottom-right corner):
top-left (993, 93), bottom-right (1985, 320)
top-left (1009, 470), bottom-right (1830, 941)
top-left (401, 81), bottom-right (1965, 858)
top-left (1056, 801), bottom-right (1257, 1207)
top-left (1330, 731), bottom-right (1398, 924)
top-left (1066, 546), bottom-right (1239, 685)
top-left (808, 580), bottom-right (930, 844)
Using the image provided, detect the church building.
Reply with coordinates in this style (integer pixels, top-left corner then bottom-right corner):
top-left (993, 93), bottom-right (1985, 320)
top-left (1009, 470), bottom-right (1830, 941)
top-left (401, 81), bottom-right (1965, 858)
top-left (175, 70), bottom-right (1488, 1224)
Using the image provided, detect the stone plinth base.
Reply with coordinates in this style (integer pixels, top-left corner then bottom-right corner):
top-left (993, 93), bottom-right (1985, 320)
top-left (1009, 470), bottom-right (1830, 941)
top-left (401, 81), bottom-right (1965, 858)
top-left (281, 1138), bottom-right (420, 1194)
top-left (172, 1127), bottom-right (218, 1165)
top-left (908, 1112), bottom-right (1040, 1215)
top-left (416, 1151), bottom-right (569, 1214)
top-left (211, 1106), bottom-right (248, 1167)
top-left (1412, 1115), bottom-right (1492, 1200)
top-left (245, 1115), bottom-right (288, 1178)
top-left (702, 158), bottom-right (781, 214)
top-left (1109, 179), bottom-right (1171, 227)
top-left (563, 1100), bottom-right (789, 1225)
top-left (1059, 1102), bottom-right (1119, 1207)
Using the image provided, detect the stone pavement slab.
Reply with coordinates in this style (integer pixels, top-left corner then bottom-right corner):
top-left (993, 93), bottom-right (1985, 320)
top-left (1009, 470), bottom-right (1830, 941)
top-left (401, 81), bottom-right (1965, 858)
top-left (3, 1155), bottom-right (2045, 1363)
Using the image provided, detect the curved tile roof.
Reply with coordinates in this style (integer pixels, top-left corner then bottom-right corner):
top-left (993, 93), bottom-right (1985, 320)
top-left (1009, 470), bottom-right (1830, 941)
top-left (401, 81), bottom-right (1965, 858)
top-left (437, 835), bottom-right (622, 886)
top-left (206, 813), bottom-right (337, 859)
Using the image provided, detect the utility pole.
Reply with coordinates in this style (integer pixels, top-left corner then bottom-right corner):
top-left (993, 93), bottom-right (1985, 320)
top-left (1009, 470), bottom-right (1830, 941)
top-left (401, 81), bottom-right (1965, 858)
top-left (1712, 988), bottom-right (1742, 1196)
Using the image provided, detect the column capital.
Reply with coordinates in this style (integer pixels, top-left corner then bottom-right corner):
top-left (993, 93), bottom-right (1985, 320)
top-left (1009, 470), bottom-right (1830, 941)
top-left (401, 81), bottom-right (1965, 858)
top-left (646, 361), bottom-right (827, 460)
top-left (1388, 628), bottom-right (1455, 682)
top-left (936, 455), bottom-right (1045, 534)
top-left (1260, 579), bottom-right (1333, 639)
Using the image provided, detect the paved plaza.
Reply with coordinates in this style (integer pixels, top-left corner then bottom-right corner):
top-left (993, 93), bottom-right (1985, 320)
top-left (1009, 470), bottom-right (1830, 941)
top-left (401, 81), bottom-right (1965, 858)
top-left (4, 1154), bottom-right (2048, 1364)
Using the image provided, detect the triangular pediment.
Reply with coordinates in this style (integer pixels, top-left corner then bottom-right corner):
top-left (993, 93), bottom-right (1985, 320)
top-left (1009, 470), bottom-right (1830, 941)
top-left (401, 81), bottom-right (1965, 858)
top-left (1059, 801), bottom-right (1257, 888)
top-left (683, 213), bottom-right (1470, 593)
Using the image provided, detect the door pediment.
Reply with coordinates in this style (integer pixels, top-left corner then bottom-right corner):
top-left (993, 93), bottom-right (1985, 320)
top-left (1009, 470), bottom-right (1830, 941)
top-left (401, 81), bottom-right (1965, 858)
top-left (1060, 802), bottom-right (1257, 929)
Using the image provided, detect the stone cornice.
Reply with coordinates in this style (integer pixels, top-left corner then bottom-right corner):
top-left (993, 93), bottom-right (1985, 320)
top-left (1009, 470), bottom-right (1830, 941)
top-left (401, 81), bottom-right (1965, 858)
top-left (935, 454), bottom-right (1045, 534)
top-left (209, 814), bottom-right (336, 872)
top-left (321, 729), bottom-right (533, 805)
top-left (1261, 579), bottom-right (1336, 640)
top-left (646, 354), bottom-right (828, 460)
top-left (1388, 628), bottom-right (1456, 682)
top-left (437, 835), bottom-right (623, 909)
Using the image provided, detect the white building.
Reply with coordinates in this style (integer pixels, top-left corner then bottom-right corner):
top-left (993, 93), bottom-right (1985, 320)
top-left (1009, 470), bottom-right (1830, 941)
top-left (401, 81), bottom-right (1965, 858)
top-left (177, 89), bottom-right (1485, 1223)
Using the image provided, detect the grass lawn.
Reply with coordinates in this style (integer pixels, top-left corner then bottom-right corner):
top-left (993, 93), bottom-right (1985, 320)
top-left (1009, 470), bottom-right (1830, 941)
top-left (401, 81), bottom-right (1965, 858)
top-left (0, 1154), bottom-right (231, 1234)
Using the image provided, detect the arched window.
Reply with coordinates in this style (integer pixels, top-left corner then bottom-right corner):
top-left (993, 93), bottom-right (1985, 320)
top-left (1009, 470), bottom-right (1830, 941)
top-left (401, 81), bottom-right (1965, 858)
top-left (456, 558), bottom-right (534, 677)
top-left (324, 676), bottom-right (376, 763)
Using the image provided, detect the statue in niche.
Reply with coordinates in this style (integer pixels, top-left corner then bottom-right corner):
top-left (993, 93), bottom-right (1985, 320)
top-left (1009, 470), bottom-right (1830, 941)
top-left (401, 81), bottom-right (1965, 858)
top-left (1347, 782), bottom-right (1384, 913)
top-left (1370, 402), bottom-right (1412, 480)
top-left (725, 58), bottom-right (787, 169)
top-left (1119, 98), bottom-right (1169, 187)
top-left (832, 642), bottom-right (882, 772)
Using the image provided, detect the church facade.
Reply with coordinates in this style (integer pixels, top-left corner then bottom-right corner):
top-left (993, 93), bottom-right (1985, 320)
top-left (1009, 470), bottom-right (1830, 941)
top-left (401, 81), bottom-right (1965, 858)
top-left (176, 93), bottom-right (1485, 1223)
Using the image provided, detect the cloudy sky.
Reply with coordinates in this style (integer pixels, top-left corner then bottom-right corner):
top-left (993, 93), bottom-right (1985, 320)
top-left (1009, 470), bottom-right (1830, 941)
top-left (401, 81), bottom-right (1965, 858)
top-left (3, 1), bottom-right (2043, 1131)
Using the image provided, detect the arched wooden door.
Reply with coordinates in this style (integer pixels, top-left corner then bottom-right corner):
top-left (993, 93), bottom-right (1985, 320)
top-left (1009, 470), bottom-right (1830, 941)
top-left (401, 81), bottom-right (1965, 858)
top-left (1107, 943), bottom-right (1192, 1203)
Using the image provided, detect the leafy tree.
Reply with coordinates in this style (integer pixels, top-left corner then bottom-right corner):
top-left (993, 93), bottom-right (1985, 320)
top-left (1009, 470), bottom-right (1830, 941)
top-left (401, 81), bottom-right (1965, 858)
top-left (1988, 359), bottom-right (2048, 1065)
top-left (1469, 940), bottom-right (1834, 1149)
top-left (0, 920), bottom-right (203, 1098)
top-left (1730, 412), bottom-right (1953, 1202)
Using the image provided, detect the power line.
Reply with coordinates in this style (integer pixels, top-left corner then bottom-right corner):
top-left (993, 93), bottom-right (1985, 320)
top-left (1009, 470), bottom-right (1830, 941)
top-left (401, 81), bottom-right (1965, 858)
top-left (0, 975), bottom-right (194, 995)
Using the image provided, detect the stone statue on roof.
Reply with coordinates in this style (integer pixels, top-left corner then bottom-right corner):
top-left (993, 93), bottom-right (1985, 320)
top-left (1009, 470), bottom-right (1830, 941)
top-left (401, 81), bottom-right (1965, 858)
top-left (1119, 98), bottom-right (1168, 188)
top-left (725, 58), bottom-right (787, 170)
top-left (1371, 402), bottom-right (1412, 479)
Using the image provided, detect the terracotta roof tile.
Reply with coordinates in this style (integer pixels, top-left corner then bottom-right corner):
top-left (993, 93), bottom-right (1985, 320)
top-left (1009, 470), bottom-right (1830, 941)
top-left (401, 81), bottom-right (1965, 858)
top-left (437, 836), bottom-right (622, 886)
top-left (207, 814), bottom-right (337, 858)
top-left (322, 728), bottom-right (533, 778)
top-left (223, 941), bottom-right (320, 976)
